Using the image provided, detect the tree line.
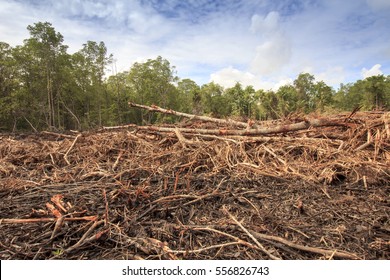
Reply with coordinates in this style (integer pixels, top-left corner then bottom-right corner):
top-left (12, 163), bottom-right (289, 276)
top-left (1, 22), bottom-right (389, 132)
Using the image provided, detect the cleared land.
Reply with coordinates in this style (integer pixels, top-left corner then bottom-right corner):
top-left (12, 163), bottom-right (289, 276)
top-left (0, 109), bottom-right (389, 259)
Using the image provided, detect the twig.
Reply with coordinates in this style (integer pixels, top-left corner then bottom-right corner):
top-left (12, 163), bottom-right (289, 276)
top-left (41, 131), bottom-right (78, 139)
top-left (64, 133), bottom-right (82, 165)
top-left (0, 216), bottom-right (97, 224)
top-left (189, 226), bottom-right (265, 253)
top-left (167, 241), bottom-right (242, 254)
top-left (23, 116), bottom-right (38, 132)
top-left (287, 226), bottom-right (311, 239)
top-left (248, 230), bottom-right (361, 259)
top-left (50, 215), bottom-right (65, 239)
top-left (112, 150), bottom-right (123, 170)
top-left (151, 194), bottom-right (199, 204)
top-left (134, 205), bottom-right (157, 222)
top-left (222, 205), bottom-right (281, 260)
top-left (102, 189), bottom-right (109, 226)
top-left (64, 220), bottom-right (104, 253)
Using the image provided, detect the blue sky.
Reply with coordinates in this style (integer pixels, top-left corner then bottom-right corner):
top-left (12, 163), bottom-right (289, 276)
top-left (0, 0), bottom-right (389, 90)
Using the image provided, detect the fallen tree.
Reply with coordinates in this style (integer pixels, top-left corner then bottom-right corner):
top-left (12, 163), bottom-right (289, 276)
top-left (124, 102), bottom-right (351, 136)
top-left (128, 101), bottom-right (251, 128)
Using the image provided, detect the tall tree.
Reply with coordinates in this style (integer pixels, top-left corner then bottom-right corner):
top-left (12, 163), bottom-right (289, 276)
top-left (24, 22), bottom-right (69, 129)
top-left (363, 75), bottom-right (388, 110)
top-left (313, 81), bottom-right (334, 112)
top-left (293, 73), bottom-right (316, 112)
top-left (0, 42), bottom-right (17, 130)
top-left (177, 78), bottom-right (199, 114)
top-left (199, 82), bottom-right (229, 117)
top-left (257, 90), bottom-right (279, 119)
top-left (275, 85), bottom-right (299, 116)
top-left (69, 41), bottom-right (113, 127)
top-left (128, 56), bottom-right (178, 123)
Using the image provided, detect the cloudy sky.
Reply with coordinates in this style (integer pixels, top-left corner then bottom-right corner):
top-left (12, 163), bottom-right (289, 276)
top-left (1, 0), bottom-right (389, 90)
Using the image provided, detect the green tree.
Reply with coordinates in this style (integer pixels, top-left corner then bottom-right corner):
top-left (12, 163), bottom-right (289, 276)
top-left (73, 41), bottom-right (113, 127)
top-left (199, 82), bottom-right (230, 117)
top-left (24, 22), bottom-right (69, 129)
top-left (362, 75), bottom-right (389, 110)
top-left (128, 56), bottom-right (178, 124)
top-left (293, 73), bottom-right (316, 112)
top-left (257, 90), bottom-right (279, 119)
top-left (225, 83), bottom-right (256, 119)
top-left (0, 42), bottom-right (18, 130)
top-left (106, 70), bottom-right (132, 125)
top-left (275, 85), bottom-right (299, 116)
top-left (313, 81), bottom-right (334, 112)
top-left (177, 78), bottom-right (199, 114)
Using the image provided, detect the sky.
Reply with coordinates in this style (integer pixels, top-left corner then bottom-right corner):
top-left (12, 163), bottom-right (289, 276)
top-left (0, 0), bottom-right (389, 91)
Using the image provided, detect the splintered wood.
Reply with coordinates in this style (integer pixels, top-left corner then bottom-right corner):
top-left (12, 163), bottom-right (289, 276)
top-left (0, 107), bottom-right (389, 260)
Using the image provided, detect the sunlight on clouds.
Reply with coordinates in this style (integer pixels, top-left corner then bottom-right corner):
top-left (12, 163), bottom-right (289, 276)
top-left (272, 78), bottom-right (293, 91)
top-left (0, 0), bottom-right (388, 89)
top-left (361, 64), bottom-right (383, 78)
top-left (209, 66), bottom-right (292, 91)
top-left (249, 11), bottom-right (291, 75)
top-left (250, 11), bottom-right (279, 34)
top-left (210, 66), bottom-right (271, 90)
top-left (251, 33), bottom-right (291, 75)
top-left (210, 66), bottom-right (258, 88)
top-left (316, 66), bottom-right (346, 87)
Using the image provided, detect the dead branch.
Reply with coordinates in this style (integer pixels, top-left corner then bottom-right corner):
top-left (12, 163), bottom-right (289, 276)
top-left (222, 205), bottom-right (281, 260)
top-left (132, 118), bottom-right (347, 136)
top-left (129, 101), bottom-right (249, 128)
top-left (0, 216), bottom-right (98, 224)
top-left (167, 241), bottom-right (243, 255)
top-left (248, 230), bottom-right (361, 259)
top-left (64, 133), bottom-right (81, 165)
top-left (64, 220), bottom-right (105, 253)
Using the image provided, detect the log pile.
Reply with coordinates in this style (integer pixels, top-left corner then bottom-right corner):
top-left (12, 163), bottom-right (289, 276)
top-left (0, 104), bottom-right (389, 260)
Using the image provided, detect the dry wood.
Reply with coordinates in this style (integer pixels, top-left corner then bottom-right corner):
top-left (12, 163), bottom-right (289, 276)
top-left (1, 110), bottom-right (388, 260)
top-left (222, 205), bottom-right (281, 260)
top-left (0, 216), bottom-right (98, 224)
top-left (129, 101), bottom-right (249, 128)
top-left (64, 133), bottom-right (81, 165)
top-left (132, 118), bottom-right (347, 136)
top-left (64, 220), bottom-right (105, 253)
top-left (248, 230), bottom-right (361, 259)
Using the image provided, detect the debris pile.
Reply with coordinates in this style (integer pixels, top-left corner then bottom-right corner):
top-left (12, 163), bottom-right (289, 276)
top-left (0, 105), bottom-right (389, 259)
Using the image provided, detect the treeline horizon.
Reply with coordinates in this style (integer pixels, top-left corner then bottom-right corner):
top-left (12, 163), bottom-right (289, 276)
top-left (1, 22), bottom-right (389, 132)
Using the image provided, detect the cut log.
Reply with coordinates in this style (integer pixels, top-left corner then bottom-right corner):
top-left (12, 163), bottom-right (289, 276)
top-left (133, 118), bottom-right (347, 136)
top-left (128, 101), bottom-right (250, 128)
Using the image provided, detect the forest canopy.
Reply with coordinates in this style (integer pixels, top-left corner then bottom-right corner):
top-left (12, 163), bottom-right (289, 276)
top-left (1, 22), bottom-right (389, 131)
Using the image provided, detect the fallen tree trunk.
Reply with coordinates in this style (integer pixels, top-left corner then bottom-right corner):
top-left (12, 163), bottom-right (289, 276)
top-left (128, 101), bottom-right (250, 128)
top-left (133, 118), bottom-right (347, 136)
top-left (127, 101), bottom-right (351, 135)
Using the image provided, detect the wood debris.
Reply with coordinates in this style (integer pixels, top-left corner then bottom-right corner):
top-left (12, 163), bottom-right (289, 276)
top-left (0, 105), bottom-right (389, 259)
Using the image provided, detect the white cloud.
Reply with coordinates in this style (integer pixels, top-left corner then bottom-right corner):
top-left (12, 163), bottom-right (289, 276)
top-left (210, 66), bottom-right (267, 89)
top-left (272, 78), bottom-right (293, 91)
top-left (250, 11), bottom-right (279, 34)
top-left (361, 64), bottom-right (383, 78)
top-left (251, 33), bottom-right (291, 75)
top-left (209, 66), bottom-right (293, 91)
top-left (366, 0), bottom-right (390, 10)
top-left (249, 11), bottom-right (291, 75)
top-left (0, 0), bottom-right (389, 90)
top-left (315, 66), bottom-right (346, 87)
